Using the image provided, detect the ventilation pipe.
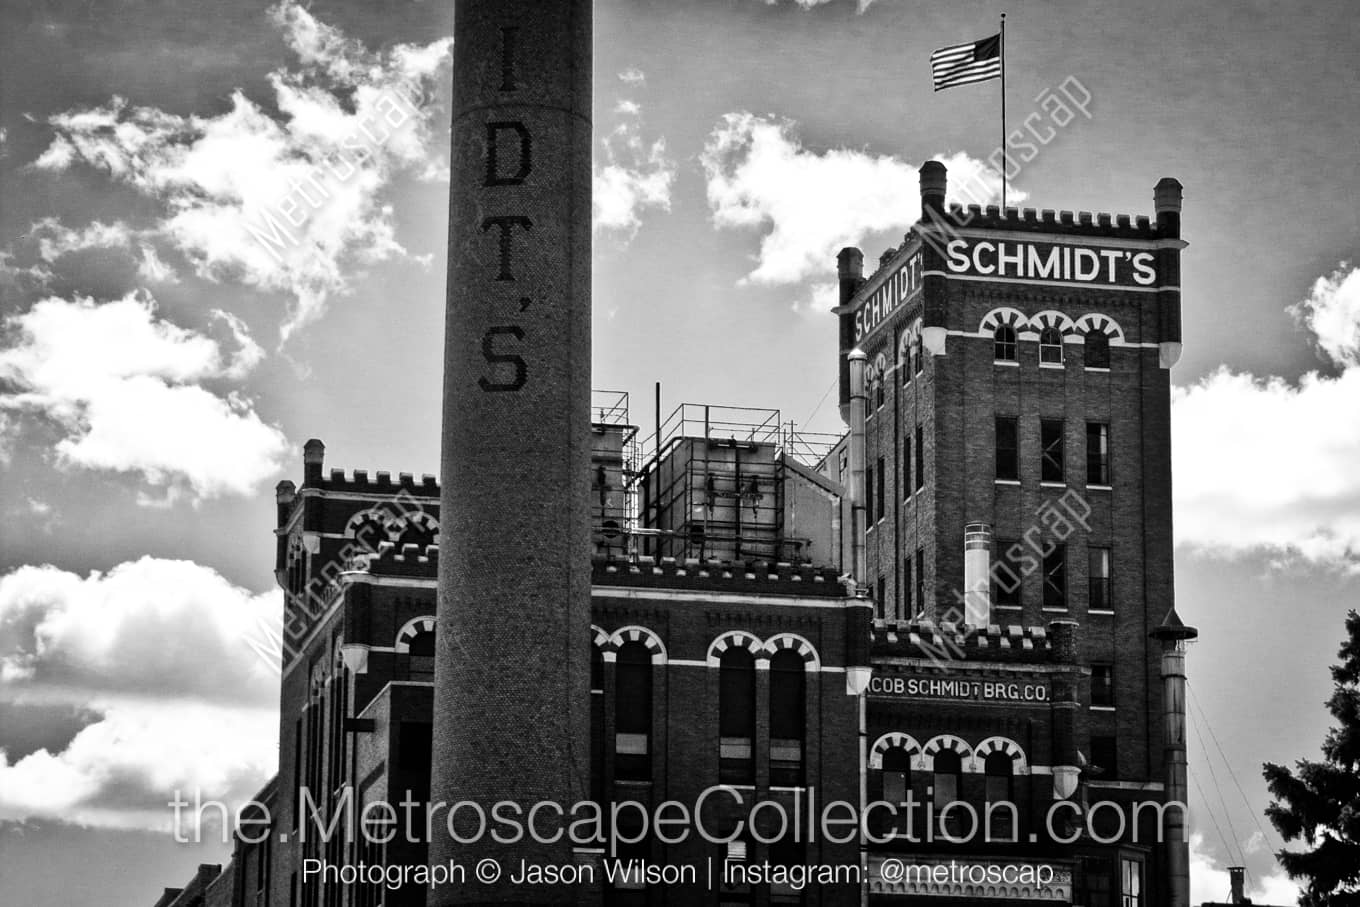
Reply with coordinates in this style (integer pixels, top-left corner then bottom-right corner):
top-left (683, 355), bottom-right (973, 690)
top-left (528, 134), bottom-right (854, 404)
top-left (1152, 607), bottom-right (1199, 907)
top-left (847, 349), bottom-right (868, 592)
top-left (963, 522), bottom-right (993, 628)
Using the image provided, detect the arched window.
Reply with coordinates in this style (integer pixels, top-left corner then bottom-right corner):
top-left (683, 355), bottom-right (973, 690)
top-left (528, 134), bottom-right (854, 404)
top-left (719, 648), bottom-right (755, 784)
top-left (394, 519), bottom-right (436, 550)
top-left (933, 750), bottom-right (963, 835)
top-left (769, 650), bottom-right (806, 786)
top-left (994, 325), bottom-right (1017, 361)
top-left (1084, 329), bottom-right (1111, 368)
top-left (882, 747), bottom-right (911, 804)
top-left (404, 627), bottom-right (434, 680)
top-left (614, 642), bottom-right (652, 781)
top-left (1040, 327), bottom-right (1064, 364)
top-left (912, 334), bottom-right (924, 376)
top-left (350, 516), bottom-right (390, 552)
top-left (984, 751), bottom-right (1016, 840)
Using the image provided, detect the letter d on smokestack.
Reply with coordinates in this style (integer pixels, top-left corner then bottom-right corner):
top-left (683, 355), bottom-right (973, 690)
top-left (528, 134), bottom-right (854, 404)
top-left (431, 2), bottom-right (591, 905)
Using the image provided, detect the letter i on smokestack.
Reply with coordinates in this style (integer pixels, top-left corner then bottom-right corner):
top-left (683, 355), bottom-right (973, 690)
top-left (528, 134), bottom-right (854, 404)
top-left (430, 2), bottom-right (592, 904)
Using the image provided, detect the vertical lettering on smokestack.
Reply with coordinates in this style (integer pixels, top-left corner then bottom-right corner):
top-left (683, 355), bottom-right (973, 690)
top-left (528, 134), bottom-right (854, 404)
top-left (431, 3), bottom-right (591, 905)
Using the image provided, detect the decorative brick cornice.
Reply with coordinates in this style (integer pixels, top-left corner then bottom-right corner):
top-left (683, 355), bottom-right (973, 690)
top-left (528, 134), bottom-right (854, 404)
top-left (591, 555), bottom-right (844, 597)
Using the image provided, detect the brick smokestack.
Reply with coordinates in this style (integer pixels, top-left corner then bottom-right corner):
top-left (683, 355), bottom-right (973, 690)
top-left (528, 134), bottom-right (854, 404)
top-left (1155, 177), bottom-right (1185, 369)
top-left (918, 160), bottom-right (947, 216)
top-left (917, 161), bottom-right (949, 357)
top-left (836, 247), bottom-right (863, 422)
top-left (429, 2), bottom-right (592, 904)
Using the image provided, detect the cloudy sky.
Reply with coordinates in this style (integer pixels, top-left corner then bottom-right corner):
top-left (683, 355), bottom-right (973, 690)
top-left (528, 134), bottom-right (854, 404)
top-left (1, 0), bottom-right (1357, 903)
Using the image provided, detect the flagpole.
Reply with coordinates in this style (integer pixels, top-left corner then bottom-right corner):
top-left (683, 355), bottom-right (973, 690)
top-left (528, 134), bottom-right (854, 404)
top-left (1000, 12), bottom-right (1007, 208)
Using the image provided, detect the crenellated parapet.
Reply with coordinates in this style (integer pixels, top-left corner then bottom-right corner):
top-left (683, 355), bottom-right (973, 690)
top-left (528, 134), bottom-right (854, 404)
top-left (592, 554), bottom-right (844, 597)
top-left (345, 541), bottom-right (440, 579)
top-left (940, 203), bottom-right (1161, 240)
top-left (871, 618), bottom-right (1055, 663)
top-left (314, 467), bottom-right (440, 495)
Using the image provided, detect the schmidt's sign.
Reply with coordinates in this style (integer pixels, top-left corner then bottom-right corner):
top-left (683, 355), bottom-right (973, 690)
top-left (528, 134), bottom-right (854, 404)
top-left (854, 250), bottom-right (923, 341)
top-left (869, 674), bottom-right (1049, 704)
top-left (944, 238), bottom-right (1156, 287)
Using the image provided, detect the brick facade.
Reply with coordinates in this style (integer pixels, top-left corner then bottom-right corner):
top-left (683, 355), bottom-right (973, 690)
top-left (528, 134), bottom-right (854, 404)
top-left (159, 163), bottom-right (1189, 907)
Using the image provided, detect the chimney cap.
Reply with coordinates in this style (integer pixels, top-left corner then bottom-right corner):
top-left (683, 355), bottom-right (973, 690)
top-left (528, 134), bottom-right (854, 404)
top-left (1154, 177), bottom-right (1183, 213)
top-left (1150, 605), bottom-right (1198, 641)
top-left (303, 438), bottom-right (325, 463)
top-left (847, 348), bottom-right (867, 362)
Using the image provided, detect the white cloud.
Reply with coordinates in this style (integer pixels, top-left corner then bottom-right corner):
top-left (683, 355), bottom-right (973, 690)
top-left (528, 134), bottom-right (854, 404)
top-left (701, 112), bottom-right (1016, 286)
top-left (763, 0), bottom-right (882, 12)
top-left (790, 280), bottom-right (838, 321)
top-left (29, 218), bottom-right (141, 262)
top-left (0, 250), bottom-right (53, 295)
top-left (136, 245), bottom-right (178, 284)
top-left (593, 105), bottom-right (676, 240)
top-left (31, 1), bottom-right (452, 340)
top-left (0, 558), bottom-right (279, 704)
top-left (1189, 832), bottom-right (1299, 907)
top-left (1290, 262), bottom-right (1360, 367)
top-left (0, 557), bottom-right (280, 831)
top-left (618, 68), bottom-right (646, 87)
top-left (1174, 262), bottom-right (1360, 567)
top-left (0, 292), bottom-right (287, 502)
top-left (0, 700), bottom-right (277, 832)
top-left (22, 217), bottom-right (179, 283)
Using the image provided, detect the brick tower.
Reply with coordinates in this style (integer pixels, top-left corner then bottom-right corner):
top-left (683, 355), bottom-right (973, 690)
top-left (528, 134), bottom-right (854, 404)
top-left (832, 160), bottom-right (1189, 905)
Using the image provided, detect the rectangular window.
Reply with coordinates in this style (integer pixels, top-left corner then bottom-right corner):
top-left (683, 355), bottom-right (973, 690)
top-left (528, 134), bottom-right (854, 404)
top-left (876, 576), bottom-right (886, 619)
top-left (1092, 735), bottom-right (1118, 780)
top-left (1087, 422), bottom-right (1110, 485)
top-left (1120, 859), bottom-right (1142, 907)
top-left (876, 457), bottom-right (886, 521)
top-left (915, 548), bottom-right (925, 615)
top-left (995, 417), bottom-right (1018, 480)
top-left (993, 538), bottom-right (1022, 607)
top-left (864, 464), bottom-right (873, 529)
top-left (1043, 544), bottom-right (1067, 608)
top-left (1091, 664), bottom-right (1114, 707)
top-left (1089, 547), bottom-right (1112, 611)
top-left (903, 434), bottom-right (912, 497)
top-left (1079, 857), bottom-right (1113, 907)
top-left (1041, 419), bottom-right (1065, 483)
top-left (903, 557), bottom-right (913, 616)
top-left (914, 425), bottom-right (925, 491)
top-left (397, 722), bottom-right (432, 771)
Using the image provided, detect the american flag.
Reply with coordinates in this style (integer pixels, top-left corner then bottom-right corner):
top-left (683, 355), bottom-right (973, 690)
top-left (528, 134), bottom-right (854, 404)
top-left (930, 33), bottom-right (1002, 91)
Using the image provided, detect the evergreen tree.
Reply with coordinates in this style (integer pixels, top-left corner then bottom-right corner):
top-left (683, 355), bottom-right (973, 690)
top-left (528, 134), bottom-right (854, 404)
top-left (1264, 609), bottom-right (1360, 906)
